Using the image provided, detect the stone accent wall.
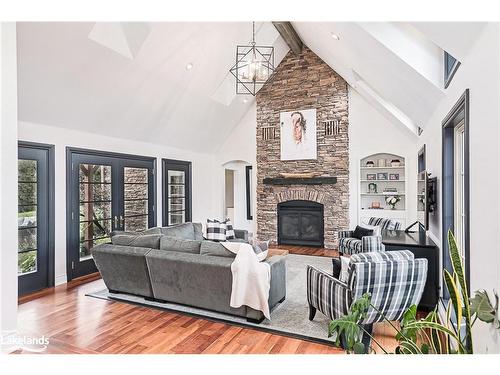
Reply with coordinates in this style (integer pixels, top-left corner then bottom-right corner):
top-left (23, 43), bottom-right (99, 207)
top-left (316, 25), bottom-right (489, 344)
top-left (255, 47), bottom-right (349, 249)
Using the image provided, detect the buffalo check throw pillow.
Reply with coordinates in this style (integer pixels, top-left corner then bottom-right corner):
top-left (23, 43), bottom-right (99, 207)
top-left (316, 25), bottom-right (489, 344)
top-left (206, 219), bottom-right (235, 241)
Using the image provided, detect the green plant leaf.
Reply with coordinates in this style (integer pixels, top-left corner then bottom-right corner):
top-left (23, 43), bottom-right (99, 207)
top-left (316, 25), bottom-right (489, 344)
top-left (444, 269), bottom-right (463, 330)
top-left (404, 320), bottom-right (466, 354)
top-left (421, 343), bottom-right (430, 354)
top-left (447, 230), bottom-right (473, 353)
top-left (353, 342), bottom-right (366, 354)
top-left (470, 290), bottom-right (496, 323)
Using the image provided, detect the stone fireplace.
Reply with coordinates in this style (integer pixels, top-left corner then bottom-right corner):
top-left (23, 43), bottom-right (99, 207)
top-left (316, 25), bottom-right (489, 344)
top-left (255, 47), bottom-right (349, 249)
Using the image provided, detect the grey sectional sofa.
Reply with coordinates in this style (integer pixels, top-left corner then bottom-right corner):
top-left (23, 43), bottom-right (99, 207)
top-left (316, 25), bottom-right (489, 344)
top-left (91, 222), bottom-right (286, 323)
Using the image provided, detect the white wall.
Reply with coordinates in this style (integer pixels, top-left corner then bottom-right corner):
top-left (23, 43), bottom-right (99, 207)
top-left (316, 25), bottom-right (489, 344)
top-left (18, 120), bottom-right (218, 285)
top-left (215, 105), bottom-right (257, 234)
top-left (349, 88), bottom-right (418, 228)
top-left (0, 22), bottom-right (19, 346)
top-left (418, 23), bottom-right (500, 353)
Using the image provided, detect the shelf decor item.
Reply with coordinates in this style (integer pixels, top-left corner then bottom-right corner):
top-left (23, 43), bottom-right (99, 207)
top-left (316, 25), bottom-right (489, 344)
top-left (390, 159), bottom-right (401, 167)
top-left (389, 173), bottom-right (400, 180)
top-left (377, 172), bottom-right (388, 180)
top-left (368, 183), bottom-right (377, 194)
top-left (385, 195), bottom-right (401, 210)
top-left (366, 160), bottom-right (375, 167)
top-left (366, 173), bottom-right (376, 180)
top-left (370, 202), bottom-right (382, 209)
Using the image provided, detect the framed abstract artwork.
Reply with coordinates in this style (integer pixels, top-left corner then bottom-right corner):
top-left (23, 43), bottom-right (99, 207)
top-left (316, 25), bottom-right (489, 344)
top-left (280, 108), bottom-right (317, 161)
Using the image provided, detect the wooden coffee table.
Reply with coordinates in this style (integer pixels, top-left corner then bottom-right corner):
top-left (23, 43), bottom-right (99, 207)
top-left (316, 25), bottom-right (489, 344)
top-left (266, 248), bottom-right (289, 259)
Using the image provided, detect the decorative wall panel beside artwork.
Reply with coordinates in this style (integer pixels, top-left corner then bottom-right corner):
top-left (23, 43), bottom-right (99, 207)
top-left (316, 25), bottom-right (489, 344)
top-left (261, 126), bottom-right (277, 141)
top-left (322, 120), bottom-right (340, 136)
top-left (280, 108), bottom-right (317, 161)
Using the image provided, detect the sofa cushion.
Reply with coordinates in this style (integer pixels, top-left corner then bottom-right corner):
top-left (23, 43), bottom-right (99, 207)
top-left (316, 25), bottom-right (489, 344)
top-left (142, 227), bottom-right (162, 235)
top-left (352, 225), bottom-right (374, 239)
top-left (159, 222), bottom-right (201, 240)
top-left (206, 219), bottom-right (227, 241)
top-left (111, 234), bottom-right (161, 249)
top-left (159, 236), bottom-right (201, 254)
top-left (199, 241), bottom-right (235, 258)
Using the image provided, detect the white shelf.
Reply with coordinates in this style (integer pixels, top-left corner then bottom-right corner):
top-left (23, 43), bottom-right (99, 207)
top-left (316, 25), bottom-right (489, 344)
top-left (359, 153), bottom-right (407, 227)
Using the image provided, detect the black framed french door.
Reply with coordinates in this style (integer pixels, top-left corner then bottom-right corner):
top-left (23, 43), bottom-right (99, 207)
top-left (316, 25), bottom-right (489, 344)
top-left (18, 142), bottom-right (55, 295)
top-left (162, 159), bottom-right (192, 226)
top-left (67, 148), bottom-right (156, 280)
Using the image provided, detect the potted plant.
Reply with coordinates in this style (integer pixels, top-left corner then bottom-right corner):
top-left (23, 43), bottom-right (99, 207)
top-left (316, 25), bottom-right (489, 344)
top-left (385, 195), bottom-right (401, 210)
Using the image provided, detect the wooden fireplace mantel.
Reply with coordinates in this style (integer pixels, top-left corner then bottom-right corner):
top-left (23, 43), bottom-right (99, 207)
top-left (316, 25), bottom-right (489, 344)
top-left (262, 176), bottom-right (337, 185)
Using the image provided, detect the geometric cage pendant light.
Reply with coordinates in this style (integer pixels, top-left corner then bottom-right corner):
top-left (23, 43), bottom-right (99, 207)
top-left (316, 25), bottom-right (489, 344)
top-left (229, 22), bottom-right (275, 96)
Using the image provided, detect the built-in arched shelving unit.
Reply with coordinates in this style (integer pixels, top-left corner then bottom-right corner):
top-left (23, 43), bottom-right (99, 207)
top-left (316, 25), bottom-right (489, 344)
top-left (359, 153), bottom-right (407, 227)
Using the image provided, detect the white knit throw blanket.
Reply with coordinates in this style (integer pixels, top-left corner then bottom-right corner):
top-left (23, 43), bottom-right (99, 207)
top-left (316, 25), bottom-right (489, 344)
top-left (221, 242), bottom-right (271, 320)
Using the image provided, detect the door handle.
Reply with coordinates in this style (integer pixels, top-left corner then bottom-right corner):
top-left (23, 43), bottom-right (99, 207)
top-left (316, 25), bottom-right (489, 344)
top-left (119, 215), bottom-right (124, 229)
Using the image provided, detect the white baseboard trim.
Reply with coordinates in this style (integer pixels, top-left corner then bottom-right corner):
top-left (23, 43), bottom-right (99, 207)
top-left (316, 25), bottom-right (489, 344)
top-left (54, 274), bottom-right (67, 286)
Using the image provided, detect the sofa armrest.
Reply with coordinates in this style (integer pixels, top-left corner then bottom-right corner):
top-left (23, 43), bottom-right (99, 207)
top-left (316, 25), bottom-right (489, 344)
top-left (306, 265), bottom-right (350, 321)
top-left (265, 255), bottom-right (287, 309)
top-left (91, 243), bottom-right (154, 297)
top-left (361, 235), bottom-right (385, 252)
top-left (338, 230), bottom-right (354, 239)
top-left (234, 229), bottom-right (249, 242)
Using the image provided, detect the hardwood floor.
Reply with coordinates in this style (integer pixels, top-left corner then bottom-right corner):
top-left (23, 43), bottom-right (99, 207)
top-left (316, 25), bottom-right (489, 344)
top-left (15, 245), bottom-right (397, 354)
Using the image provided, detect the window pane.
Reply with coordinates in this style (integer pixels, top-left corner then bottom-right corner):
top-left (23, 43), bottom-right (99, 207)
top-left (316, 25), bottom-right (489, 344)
top-left (124, 215), bottom-right (148, 232)
top-left (18, 206), bottom-right (37, 228)
top-left (124, 199), bottom-right (148, 217)
top-left (18, 250), bottom-right (37, 275)
top-left (18, 159), bottom-right (37, 182)
top-left (169, 184), bottom-right (185, 197)
top-left (80, 202), bottom-right (112, 221)
top-left (124, 182), bottom-right (148, 200)
top-left (80, 219), bottom-right (112, 242)
top-left (168, 170), bottom-right (185, 185)
top-left (18, 182), bottom-right (37, 206)
top-left (79, 164), bottom-right (111, 183)
top-left (80, 237), bottom-right (110, 259)
top-left (169, 212), bottom-right (185, 225)
top-left (124, 167), bottom-right (148, 184)
top-left (79, 182), bottom-right (111, 202)
top-left (18, 227), bottom-right (37, 252)
top-left (168, 197), bottom-right (185, 212)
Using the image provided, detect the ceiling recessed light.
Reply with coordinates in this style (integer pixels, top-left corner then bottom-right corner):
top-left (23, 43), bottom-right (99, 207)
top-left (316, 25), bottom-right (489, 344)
top-left (185, 63), bottom-right (193, 71)
top-left (331, 33), bottom-right (340, 40)
top-left (243, 98), bottom-right (248, 103)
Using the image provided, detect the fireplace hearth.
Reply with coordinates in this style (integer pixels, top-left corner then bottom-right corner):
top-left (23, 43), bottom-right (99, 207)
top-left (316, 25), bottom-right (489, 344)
top-left (277, 200), bottom-right (324, 247)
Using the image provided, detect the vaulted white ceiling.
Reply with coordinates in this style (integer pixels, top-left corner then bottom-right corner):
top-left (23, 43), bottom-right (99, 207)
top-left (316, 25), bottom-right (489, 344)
top-left (17, 22), bottom-right (487, 152)
top-left (16, 22), bottom-right (288, 153)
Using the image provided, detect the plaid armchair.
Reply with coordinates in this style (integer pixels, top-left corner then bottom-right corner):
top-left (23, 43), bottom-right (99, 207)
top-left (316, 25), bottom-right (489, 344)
top-left (338, 230), bottom-right (384, 255)
top-left (367, 217), bottom-right (402, 230)
top-left (337, 217), bottom-right (402, 255)
top-left (307, 251), bottom-right (428, 349)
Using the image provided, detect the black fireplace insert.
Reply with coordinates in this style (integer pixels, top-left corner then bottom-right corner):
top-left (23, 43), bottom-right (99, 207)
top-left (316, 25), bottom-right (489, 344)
top-left (277, 200), bottom-right (324, 247)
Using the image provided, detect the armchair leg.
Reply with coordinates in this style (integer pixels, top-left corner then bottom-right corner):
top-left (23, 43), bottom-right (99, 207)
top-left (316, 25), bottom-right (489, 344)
top-left (308, 304), bottom-right (317, 321)
top-left (360, 324), bottom-right (374, 353)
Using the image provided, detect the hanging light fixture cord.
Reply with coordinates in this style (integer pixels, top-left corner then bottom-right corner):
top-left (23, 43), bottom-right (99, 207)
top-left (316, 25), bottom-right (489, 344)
top-left (252, 21), bottom-right (256, 45)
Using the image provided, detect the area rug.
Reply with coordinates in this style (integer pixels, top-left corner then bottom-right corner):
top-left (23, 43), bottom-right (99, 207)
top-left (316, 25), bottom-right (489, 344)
top-left (86, 254), bottom-right (336, 345)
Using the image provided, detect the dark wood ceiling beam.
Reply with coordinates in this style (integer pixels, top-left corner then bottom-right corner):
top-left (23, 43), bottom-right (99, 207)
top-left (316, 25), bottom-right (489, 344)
top-left (272, 22), bottom-right (303, 54)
